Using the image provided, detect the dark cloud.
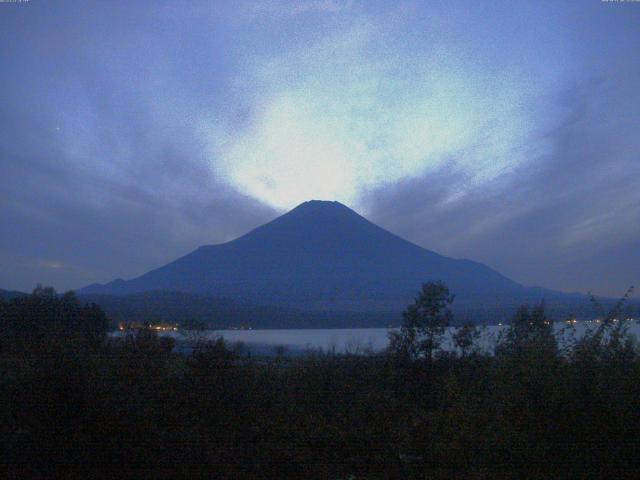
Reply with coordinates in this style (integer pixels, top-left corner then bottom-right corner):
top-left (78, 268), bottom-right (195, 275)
top-left (0, 1), bottom-right (284, 291)
top-left (366, 81), bottom-right (640, 298)
top-left (0, 74), bottom-right (277, 292)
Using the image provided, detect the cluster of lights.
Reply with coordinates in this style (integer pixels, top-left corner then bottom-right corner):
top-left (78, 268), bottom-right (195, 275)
top-left (151, 325), bottom-right (179, 332)
top-left (582, 318), bottom-right (637, 324)
top-left (117, 322), bottom-right (178, 332)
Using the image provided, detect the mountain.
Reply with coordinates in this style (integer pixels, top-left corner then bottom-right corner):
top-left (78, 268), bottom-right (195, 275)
top-left (0, 288), bottom-right (28, 300)
top-left (79, 200), bottom-right (600, 325)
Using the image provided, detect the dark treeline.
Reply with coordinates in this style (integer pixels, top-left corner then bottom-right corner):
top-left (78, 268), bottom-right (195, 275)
top-left (79, 290), bottom-right (398, 330)
top-left (1, 283), bottom-right (639, 478)
top-left (3, 287), bottom-right (637, 329)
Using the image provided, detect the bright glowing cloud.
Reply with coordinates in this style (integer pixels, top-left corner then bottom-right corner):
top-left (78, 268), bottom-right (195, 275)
top-left (222, 95), bottom-right (359, 207)
top-left (205, 14), bottom-right (537, 210)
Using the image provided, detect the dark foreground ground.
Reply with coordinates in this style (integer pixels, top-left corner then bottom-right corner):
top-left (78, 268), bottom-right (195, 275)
top-left (2, 288), bottom-right (640, 479)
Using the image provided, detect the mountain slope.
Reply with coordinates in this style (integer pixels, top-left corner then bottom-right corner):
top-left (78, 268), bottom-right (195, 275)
top-left (79, 200), bottom-right (601, 323)
top-left (79, 201), bottom-right (632, 327)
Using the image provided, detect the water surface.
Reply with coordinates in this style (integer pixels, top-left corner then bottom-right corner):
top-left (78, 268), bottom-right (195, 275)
top-left (119, 321), bottom-right (640, 356)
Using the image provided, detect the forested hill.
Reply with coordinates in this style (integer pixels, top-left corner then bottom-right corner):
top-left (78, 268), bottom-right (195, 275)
top-left (0, 288), bottom-right (27, 300)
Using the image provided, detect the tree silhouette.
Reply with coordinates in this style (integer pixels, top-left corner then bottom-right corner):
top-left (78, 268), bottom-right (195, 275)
top-left (389, 281), bottom-right (454, 361)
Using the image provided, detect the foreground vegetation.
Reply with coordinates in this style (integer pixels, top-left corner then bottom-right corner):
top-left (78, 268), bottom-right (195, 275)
top-left (1, 284), bottom-right (639, 478)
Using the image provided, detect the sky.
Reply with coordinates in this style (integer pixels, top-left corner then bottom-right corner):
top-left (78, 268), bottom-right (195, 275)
top-left (0, 0), bottom-right (638, 297)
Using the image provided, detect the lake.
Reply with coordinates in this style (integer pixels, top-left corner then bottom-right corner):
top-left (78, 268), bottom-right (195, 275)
top-left (115, 320), bottom-right (640, 356)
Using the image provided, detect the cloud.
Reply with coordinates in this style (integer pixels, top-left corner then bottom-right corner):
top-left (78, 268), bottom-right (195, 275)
top-left (0, 78), bottom-right (278, 292)
top-left (206, 12), bottom-right (545, 210)
top-left (364, 81), bottom-right (640, 297)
